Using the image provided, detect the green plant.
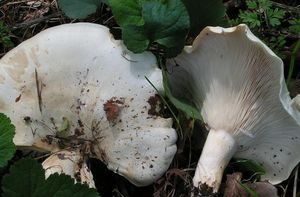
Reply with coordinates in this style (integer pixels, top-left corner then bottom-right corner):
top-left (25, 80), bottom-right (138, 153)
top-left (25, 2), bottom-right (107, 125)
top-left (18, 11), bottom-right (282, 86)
top-left (58, 0), bottom-right (104, 19)
top-left (287, 39), bottom-right (300, 86)
top-left (2, 158), bottom-right (99, 197)
top-left (0, 21), bottom-right (13, 49)
top-left (115, 0), bottom-right (190, 57)
top-left (288, 18), bottom-right (300, 34)
top-left (232, 0), bottom-right (285, 30)
top-left (0, 112), bottom-right (99, 196)
top-left (267, 35), bottom-right (286, 58)
top-left (0, 113), bottom-right (16, 167)
top-left (232, 159), bottom-right (266, 180)
top-left (58, 0), bottom-right (227, 57)
top-left (239, 11), bottom-right (260, 28)
top-left (230, 0), bottom-right (299, 60)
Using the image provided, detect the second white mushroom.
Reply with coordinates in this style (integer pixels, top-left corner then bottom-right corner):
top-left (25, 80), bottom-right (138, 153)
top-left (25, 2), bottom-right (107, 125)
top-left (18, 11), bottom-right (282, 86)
top-left (167, 24), bottom-right (300, 193)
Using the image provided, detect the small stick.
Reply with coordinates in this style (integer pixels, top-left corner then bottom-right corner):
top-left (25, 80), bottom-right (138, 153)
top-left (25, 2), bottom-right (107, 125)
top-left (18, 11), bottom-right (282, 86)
top-left (270, 1), bottom-right (300, 13)
top-left (35, 68), bottom-right (43, 114)
top-left (12, 12), bottom-right (62, 29)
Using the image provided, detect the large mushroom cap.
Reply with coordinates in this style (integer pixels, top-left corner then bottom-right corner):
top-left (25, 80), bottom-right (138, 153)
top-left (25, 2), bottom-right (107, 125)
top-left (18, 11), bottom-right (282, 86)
top-left (167, 24), bottom-right (300, 191)
top-left (0, 23), bottom-right (177, 186)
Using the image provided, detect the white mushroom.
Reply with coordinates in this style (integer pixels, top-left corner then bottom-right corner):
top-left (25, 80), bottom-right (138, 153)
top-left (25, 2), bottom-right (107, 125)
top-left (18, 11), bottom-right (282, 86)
top-left (0, 23), bottom-right (177, 187)
top-left (166, 24), bottom-right (300, 192)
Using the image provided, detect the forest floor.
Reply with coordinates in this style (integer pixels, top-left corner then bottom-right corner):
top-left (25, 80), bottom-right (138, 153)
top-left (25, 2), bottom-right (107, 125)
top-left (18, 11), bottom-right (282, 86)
top-left (0, 0), bottom-right (299, 196)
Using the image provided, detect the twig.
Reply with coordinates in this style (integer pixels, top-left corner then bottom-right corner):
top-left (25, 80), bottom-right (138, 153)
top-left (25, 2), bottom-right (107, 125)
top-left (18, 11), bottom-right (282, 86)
top-left (5, 0), bottom-right (28, 5)
top-left (12, 12), bottom-right (62, 29)
top-left (270, 1), bottom-right (300, 14)
top-left (35, 68), bottom-right (43, 114)
top-left (263, 30), bottom-right (300, 40)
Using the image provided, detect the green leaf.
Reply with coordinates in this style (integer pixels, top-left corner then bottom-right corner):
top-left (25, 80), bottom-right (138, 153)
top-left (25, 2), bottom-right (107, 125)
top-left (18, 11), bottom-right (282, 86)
top-left (269, 17), bottom-right (280, 27)
top-left (2, 158), bottom-right (99, 197)
top-left (258, 0), bottom-right (271, 11)
top-left (182, 0), bottom-right (227, 37)
top-left (239, 11), bottom-right (260, 28)
top-left (233, 158), bottom-right (266, 177)
top-left (34, 174), bottom-right (98, 197)
top-left (162, 68), bottom-right (202, 120)
top-left (0, 113), bottom-right (16, 167)
top-left (288, 19), bottom-right (300, 34)
top-left (2, 158), bottom-right (44, 197)
top-left (108, 0), bottom-right (146, 26)
top-left (58, 0), bottom-right (103, 19)
top-left (267, 8), bottom-right (284, 27)
top-left (122, 25), bottom-right (149, 53)
top-left (122, 0), bottom-right (190, 57)
top-left (142, 0), bottom-right (189, 56)
top-left (246, 0), bottom-right (257, 9)
top-left (0, 21), bottom-right (14, 48)
top-left (57, 117), bottom-right (70, 134)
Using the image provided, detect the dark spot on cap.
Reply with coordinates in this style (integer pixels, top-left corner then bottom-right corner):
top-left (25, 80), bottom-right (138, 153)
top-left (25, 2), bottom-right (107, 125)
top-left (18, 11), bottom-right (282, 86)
top-left (78, 119), bottom-right (84, 127)
top-left (15, 94), bottom-right (22, 102)
top-left (147, 94), bottom-right (163, 116)
top-left (24, 116), bottom-right (31, 123)
top-left (57, 153), bottom-right (66, 160)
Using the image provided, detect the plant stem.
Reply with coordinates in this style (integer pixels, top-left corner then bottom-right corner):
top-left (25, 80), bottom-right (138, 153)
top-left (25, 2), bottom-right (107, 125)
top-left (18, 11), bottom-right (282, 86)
top-left (287, 39), bottom-right (300, 86)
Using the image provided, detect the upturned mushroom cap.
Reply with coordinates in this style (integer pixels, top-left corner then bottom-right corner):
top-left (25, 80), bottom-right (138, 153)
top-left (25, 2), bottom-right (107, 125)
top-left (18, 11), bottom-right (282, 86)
top-left (0, 23), bottom-right (177, 186)
top-left (166, 24), bottom-right (300, 191)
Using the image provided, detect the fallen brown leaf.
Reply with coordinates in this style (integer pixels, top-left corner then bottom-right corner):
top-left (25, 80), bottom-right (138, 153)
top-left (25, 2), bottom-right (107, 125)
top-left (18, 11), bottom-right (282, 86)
top-left (224, 172), bottom-right (278, 197)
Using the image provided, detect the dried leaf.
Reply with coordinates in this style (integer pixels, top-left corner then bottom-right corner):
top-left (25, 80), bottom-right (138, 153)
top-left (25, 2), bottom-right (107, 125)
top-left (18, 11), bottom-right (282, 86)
top-left (224, 172), bottom-right (247, 197)
top-left (224, 173), bottom-right (278, 197)
top-left (247, 182), bottom-right (278, 197)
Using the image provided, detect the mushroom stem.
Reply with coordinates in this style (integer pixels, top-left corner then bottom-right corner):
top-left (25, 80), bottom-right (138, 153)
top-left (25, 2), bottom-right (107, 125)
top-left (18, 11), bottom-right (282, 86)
top-left (193, 129), bottom-right (237, 193)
